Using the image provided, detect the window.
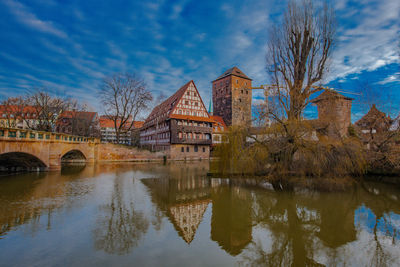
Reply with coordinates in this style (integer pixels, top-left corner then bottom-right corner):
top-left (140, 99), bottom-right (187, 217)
top-left (203, 147), bottom-right (205, 152)
top-left (241, 90), bottom-right (243, 94)
top-left (179, 110), bottom-right (182, 114)
top-left (181, 147), bottom-right (184, 152)
top-left (194, 145), bottom-right (198, 152)
top-left (185, 100), bottom-right (189, 105)
top-left (186, 146), bottom-right (189, 152)
top-left (239, 99), bottom-right (242, 103)
top-left (236, 79), bottom-right (238, 84)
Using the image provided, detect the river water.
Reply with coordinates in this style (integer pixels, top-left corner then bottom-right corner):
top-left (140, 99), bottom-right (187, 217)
top-left (0, 162), bottom-right (399, 266)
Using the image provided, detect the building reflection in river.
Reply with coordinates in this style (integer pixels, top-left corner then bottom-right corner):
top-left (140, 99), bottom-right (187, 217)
top-left (0, 162), bottom-right (399, 266)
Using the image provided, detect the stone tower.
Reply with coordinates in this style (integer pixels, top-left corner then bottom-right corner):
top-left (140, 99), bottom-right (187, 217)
top-left (311, 90), bottom-right (353, 137)
top-left (212, 67), bottom-right (252, 126)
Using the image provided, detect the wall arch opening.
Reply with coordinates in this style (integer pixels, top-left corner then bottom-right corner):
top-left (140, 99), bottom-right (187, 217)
top-left (61, 150), bottom-right (87, 165)
top-left (0, 152), bottom-right (47, 172)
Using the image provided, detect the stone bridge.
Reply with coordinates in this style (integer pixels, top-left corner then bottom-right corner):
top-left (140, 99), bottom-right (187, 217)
top-left (0, 127), bottom-right (99, 171)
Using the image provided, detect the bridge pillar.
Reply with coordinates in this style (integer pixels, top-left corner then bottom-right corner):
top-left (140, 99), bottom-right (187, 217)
top-left (49, 150), bottom-right (62, 171)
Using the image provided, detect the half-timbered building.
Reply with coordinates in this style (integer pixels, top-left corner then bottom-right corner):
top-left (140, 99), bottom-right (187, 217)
top-left (140, 81), bottom-right (213, 159)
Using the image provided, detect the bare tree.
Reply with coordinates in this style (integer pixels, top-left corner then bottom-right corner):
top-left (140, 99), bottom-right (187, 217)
top-left (100, 73), bottom-right (153, 144)
top-left (58, 100), bottom-right (100, 137)
top-left (0, 97), bottom-right (25, 128)
top-left (24, 89), bottom-right (71, 132)
top-left (267, 0), bottom-right (336, 121)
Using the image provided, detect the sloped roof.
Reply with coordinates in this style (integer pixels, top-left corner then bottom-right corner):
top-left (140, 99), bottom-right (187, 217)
top-left (0, 105), bottom-right (39, 119)
top-left (99, 116), bottom-right (143, 129)
top-left (213, 66), bottom-right (252, 82)
top-left (144, 80), bottom-right (214, 126)
top-left (311, 90), bottom-right (353, 103)
top-left (144, 81), bottom-right (192, 126)
top-left (211, 115), bottom-right (227, 132)
top-left (57, 111), bottom-right (97, 126)
top-left (355, 104), bottom-right (391, 129)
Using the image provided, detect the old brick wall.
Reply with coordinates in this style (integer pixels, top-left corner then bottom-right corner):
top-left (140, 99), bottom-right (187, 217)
top-left (317, 98), bottom-right (352, 137)
top-left (213, 76), bottom-right (232, 126)
top-left (98, 143), bottom-right (165, 161)
top-left (170, 144), bottom-right (210, 160)
top-left (231, 76), bottom-right (252, 126)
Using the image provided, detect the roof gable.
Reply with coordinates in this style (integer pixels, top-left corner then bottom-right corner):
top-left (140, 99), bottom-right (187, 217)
top-left (311, 90), bottom-right (354, 103)
top-left (213, 66), bottom-right (251, 82)
top-left (170, 81), bottom-right (210, 119)
top-left (145, 81), bottom-right (213, 125)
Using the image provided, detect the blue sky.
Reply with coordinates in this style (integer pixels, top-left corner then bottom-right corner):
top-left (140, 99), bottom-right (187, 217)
top-left (0, 0), bottom-right (399, 121)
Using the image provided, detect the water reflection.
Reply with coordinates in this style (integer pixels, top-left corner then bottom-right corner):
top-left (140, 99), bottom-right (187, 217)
top-left (142, 162), bottom-right (211, 244)
top-left (211, 184), bottom-right (253, 256)
top-left (93, 171), bottom-right (149, 255)
top-left (0, 163), bottom-right (399, 266)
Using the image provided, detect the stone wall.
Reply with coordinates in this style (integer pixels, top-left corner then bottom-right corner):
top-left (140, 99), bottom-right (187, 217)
top-left (231, 76), bottom-right (252, 126)
top-left (97, 143), bottom-right (165, 161)
top-left (213, 76), bottom-right (232, 126)
top-left (170, 144), bottom-right (210, 160)
top-left (316, 98), bottom-right (352, 137)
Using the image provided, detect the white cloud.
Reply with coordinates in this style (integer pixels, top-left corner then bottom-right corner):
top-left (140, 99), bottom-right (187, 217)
top-left (2, 0), bottom-right (68, 39)
top-left (326, 0), bottom-right (400, 82)
top-left (377, 72), bottom-right (400, 84)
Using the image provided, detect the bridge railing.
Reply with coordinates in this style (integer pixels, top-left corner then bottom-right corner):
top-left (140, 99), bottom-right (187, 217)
top-left (0, 127), bottom-right (100, 144)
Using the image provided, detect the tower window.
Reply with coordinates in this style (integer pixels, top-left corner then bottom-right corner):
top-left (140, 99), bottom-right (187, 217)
top-left (241, 90), bottom-right (243, 94)
top-left (236, 79), bottom-right (238, 84)
top-left (239, 99), bottom-right (242, 103)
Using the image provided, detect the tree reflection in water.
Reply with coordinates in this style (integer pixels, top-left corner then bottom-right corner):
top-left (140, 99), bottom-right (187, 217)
top-left (238, 182), bottom-right (400, 266)
top-left (93, 172), bottom-right (149, 255)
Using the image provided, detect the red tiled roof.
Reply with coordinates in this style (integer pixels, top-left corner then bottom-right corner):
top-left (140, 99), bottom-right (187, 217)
top-left (57, 111), bottom-right (97, 126)
top-left (0, 105), bottom-right (39, 119)
top-left (170, 114), bottom-right (214, 123)
top-left (211, 115), bottom-right (227, 133)
top-left (99, 116), bottom-right (143, 129)
top-left (213, 66), bottom-right (252, 82)
top-left (144, 80), bottom-right (212, 126)
top-left (144, 81), bottom-right (192, 126)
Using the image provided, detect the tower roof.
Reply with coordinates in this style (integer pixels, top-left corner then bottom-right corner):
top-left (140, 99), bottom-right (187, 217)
top-left (213, 66), bottom-right (252, 82)
top-left (311, 90), bottom-right (354, 103)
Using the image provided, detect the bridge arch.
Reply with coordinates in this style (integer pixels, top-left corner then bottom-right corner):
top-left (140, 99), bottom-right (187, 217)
top-left (0, 152), bottom-right (48, 172)
top-left (61, 149), bottom-right (87, 163)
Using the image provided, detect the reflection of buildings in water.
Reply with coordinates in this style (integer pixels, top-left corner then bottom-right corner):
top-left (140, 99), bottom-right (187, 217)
top-left (315, 195), bottom-right (357, 248)
top-left (169, 201), bottom-right (210, 244)
top-left (210, 185), bottom-right (253, 256)
top-left (141, 175), bottom-right (211, 244)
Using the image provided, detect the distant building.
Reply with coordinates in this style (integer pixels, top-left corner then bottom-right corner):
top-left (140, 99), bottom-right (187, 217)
top-left (210, 115), bottom-right (227, 146)
top-left (355, 104), bottom-right (392, 135)
top-left (140, 80), bottom-right (213, 159)
top-left (212, 67), bottom-right (252, 126)
top-left (311, 90), bottom-right (354, 137)
top-left (99, 115), bottom-right (143, 145)
top-left (0, 105), bottom-right (40, 129)
top-left (56, 110), bottom-right (100, 137)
